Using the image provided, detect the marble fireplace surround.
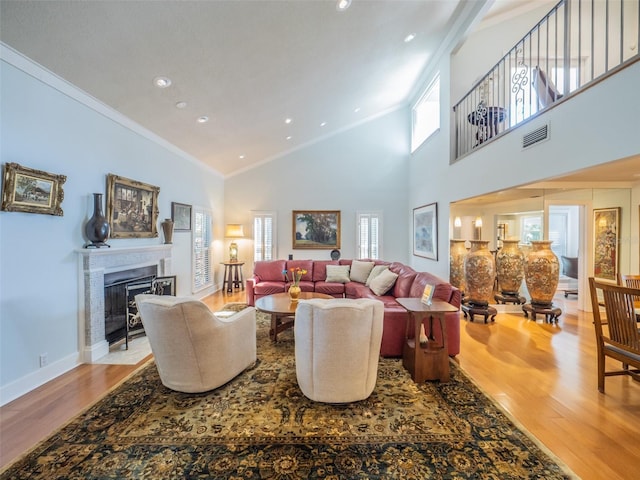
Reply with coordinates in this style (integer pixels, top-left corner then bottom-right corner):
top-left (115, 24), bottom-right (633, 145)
top-left (78, 245), bottom-right (172, 363)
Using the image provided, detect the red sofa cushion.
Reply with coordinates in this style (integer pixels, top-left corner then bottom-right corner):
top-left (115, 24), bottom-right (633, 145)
top-left (314, 281), bottom-right (346, 296)
top-left (254, 260), bottom-right (287, 282)
top-left (285, 260), bottom-right (314, 282)
top-left (389, 262), bottom-right (417, 298)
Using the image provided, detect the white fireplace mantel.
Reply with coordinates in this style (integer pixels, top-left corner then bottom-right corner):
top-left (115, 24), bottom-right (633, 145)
top-left (77, 245), bottom-right (172, 362)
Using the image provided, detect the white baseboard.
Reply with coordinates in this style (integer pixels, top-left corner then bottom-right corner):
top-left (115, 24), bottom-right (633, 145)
top-left (0, 352), bottom-right (79, 406)
top-left (83, 340), bottom-right (110, 363)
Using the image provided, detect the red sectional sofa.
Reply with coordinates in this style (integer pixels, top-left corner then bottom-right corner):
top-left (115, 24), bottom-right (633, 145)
top-left (246, 259), bottom-right (461, 357)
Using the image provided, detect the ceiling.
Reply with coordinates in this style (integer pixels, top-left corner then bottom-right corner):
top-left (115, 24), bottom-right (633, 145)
top-left (453, 154), bottom-right (640, 207)
top-left (0, 0), bottom-right (470, 177)
top-left (1, 0), bottom-right (637, 187)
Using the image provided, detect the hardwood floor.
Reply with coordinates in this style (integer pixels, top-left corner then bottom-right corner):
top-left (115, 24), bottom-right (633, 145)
top-left (1, 290), bottom-right (639, 478)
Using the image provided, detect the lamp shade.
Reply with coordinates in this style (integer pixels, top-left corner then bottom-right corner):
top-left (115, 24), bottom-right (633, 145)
top-left (225, 224), bottom-right (245, 238)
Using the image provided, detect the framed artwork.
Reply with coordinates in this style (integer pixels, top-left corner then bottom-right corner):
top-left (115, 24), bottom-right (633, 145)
top-left (413, 203), bottom-right (438, 260)
top-left (171, 202), bottom-right (192, 231)
top-left (1, 163), bottom-right (66, 216)
top-left (593, 207), bottom-right (620, 281)
top-left (292, 210), bottom-right (340, 249)
top-left (106, 174), bottom-right (159, 238)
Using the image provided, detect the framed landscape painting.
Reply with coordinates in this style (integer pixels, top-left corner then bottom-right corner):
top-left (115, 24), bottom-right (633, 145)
top-left (292, 210), bottom-right (340, 249)
top-left (413, 203), bottom-right (438, 260)
top-left (1, 163), bottom-right (66, 216)
top-left (106, 174), bottom-right (159, 238)
top-left (593, 207), bottom-right (620, 281)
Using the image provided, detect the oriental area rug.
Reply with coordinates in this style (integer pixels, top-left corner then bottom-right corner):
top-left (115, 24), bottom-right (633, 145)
top-left (2, 306), bottom-right (577, 479)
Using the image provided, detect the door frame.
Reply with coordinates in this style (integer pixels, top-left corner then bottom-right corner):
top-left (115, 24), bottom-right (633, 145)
top-left (544, 199), bottom-right (591, 312)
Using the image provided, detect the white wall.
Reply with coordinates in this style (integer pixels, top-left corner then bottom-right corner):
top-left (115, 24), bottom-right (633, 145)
top-left (224, 108), bottom-right (411, 271)
top-left (0, 53), bottom-right (225, 404)
top-left (408, 4), bottom-right (640, 283)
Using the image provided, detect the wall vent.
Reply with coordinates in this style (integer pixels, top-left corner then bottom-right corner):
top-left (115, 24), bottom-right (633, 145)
top-left (522, 124), bottom-right (549, 149)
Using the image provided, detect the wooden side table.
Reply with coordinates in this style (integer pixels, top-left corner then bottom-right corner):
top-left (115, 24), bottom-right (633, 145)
top-left (221, 261), bottom-right (245, 293)
top-left (396, 297), bottom-right (459, 383)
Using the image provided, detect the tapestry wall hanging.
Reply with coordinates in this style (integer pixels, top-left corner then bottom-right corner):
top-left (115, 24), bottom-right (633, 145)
top-left (593, 207), bottom-right (620, 281)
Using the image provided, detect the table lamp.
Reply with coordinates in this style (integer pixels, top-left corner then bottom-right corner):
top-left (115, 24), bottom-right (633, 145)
top-left (225, 224), bottom-right (244, 262)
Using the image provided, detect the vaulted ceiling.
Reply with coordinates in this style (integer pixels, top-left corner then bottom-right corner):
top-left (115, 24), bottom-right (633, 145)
top-left (0, 0), bottom-right (477, 176)
top-left (2, 0), bottom-right (638, 190)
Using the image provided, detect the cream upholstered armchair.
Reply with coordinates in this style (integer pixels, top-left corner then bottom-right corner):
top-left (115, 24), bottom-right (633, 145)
top-left (294, 298), bottom-right (384, 403)
top-left (135, 294), bottom-right (256, 393)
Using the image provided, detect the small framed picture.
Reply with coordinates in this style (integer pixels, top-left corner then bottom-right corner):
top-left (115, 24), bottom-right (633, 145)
top-left (171, 202), bottom-right (192, 231)
top-left (106, 174), bottom-right (159, 238)
top-left (413, 203), bottom-right (438, 260)
top-left (421, 284), bottom-right (435, 306)
top-left (1, 163), bottom-right (66, 216)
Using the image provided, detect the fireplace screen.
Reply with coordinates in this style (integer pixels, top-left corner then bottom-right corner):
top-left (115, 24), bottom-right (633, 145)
top-left (104, 270), bottom-right (176, 349)
top-left (126, 275), bottom-right (176, 345)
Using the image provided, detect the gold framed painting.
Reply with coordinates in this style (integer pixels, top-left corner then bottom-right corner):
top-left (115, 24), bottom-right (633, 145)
top-left (593, 207), bottom-right (620, 281)
top-left (292, 210), bottom-right (340, 249)
top-left (1, 163), bottom-right (66, 216)
top-left (106, 174), bottom-right (159, 238)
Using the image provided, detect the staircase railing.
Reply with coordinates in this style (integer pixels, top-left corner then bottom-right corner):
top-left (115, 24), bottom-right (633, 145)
top-left (453, 0), bottom-right (640, 160)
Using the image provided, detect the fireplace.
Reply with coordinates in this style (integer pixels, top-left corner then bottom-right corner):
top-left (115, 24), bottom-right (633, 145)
top-left (78, 245), bottom-right (172, 362)
top-left (104, 265), bottom-right (157, 345)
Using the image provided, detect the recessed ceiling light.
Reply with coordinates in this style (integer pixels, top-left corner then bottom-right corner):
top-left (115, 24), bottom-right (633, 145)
top-left (404, 33), bottom-right (416, 43)
top-left (354, 107), bottom-right (361, 113)
top-left (285, 118), bottom-right (292, 124)
top-left (320, 122), bottom-right (327, 127)
top-left (336, 0), bottom-right (351, 11)
top-left (286, 135), bottom-right (292, 140)
top-left (239, 154), bottom-right (245, 159)
top-left (197, 116), bottom-right (209, 123)
top-left (153, 76), bottom-right (172, 88)
top-left (175, 101), bottom-right (187, 109)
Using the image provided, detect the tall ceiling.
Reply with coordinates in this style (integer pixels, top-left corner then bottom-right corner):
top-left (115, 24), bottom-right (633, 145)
top-left (2, 0), bottom-right (637, 188)
top-left (0, 0), bottom-right (477, 176)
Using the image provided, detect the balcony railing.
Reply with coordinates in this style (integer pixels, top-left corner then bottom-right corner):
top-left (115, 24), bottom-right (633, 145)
top-left (453, 0), bottom-right (640, 159)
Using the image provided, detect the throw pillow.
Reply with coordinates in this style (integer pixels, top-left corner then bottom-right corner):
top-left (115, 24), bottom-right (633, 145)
top-left (349, 260), bottom-right (375, 284)
top-left (369, 269), bottom-right (398, 296)
top-left (365, 264), bottom-right (390, 286)
top-left (325, 265), bottom-right (350, 283)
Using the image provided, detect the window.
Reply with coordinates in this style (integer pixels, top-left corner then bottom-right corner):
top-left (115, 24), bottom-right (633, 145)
top-left (521, 215), bottom-right (542, 244)
top-left (411, 74), bottom-right (440, 152)
top-left (357, 211), bottom-right (382, 259)
top-left (253, 211), bottom-right (276, 261)
top-left (192, 207), bottom-right (213, 292)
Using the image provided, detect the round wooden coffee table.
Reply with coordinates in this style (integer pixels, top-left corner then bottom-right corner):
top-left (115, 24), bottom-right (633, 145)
top-left (255, 292), bottom-right (333, 341)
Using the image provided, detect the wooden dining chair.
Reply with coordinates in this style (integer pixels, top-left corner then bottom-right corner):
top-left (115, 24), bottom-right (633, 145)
top-left (588, 277), bottom-right (640, 393)
top-left (619, 273), bottom-right (640, 289)
top-left (619, 274), bottom-right (640, 321)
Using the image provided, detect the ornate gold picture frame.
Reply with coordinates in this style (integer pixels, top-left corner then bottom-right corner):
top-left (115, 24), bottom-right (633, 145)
top-left (106, 174), bottom-right (159, 238)
top-left (292, 210), bottom-right (340, 249)
top-left (1, 163), bottom-right (66, 216)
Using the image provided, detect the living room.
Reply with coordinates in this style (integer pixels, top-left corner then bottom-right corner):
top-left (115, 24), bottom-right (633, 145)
top-left (1, 0), bottom-right (639, 477)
